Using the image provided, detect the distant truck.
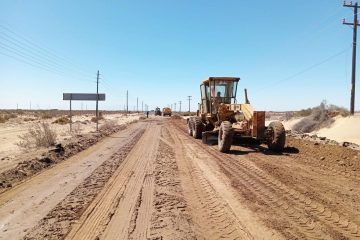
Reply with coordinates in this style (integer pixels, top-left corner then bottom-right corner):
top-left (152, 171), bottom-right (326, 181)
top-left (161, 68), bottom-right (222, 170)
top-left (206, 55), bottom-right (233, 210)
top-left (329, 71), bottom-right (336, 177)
top-left (162, 107), bottom-right (172, 116)
top-left (155, 107), bottom-right (161, 116)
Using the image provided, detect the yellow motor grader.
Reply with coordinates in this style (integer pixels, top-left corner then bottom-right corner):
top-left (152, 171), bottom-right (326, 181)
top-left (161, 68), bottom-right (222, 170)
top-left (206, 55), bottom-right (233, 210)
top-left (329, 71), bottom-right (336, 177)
top-left (187, 77), bottom-right (286, 153)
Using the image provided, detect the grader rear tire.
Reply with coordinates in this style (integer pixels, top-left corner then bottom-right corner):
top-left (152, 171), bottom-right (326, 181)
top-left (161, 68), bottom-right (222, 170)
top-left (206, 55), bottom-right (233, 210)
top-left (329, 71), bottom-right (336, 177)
top-left (187, 118), bottom-right (193, 136)
top-left (267, 121), bottom-right (286, 152)
top-left (192, 117), bottom-right (203, 139)
top-left (218, 121), bottom-right (233, 153)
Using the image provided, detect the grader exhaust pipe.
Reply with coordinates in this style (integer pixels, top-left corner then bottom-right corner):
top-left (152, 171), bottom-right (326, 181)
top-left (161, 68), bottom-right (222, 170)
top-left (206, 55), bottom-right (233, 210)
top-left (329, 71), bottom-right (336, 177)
top-left (244, 88), bottom-right (250, 104)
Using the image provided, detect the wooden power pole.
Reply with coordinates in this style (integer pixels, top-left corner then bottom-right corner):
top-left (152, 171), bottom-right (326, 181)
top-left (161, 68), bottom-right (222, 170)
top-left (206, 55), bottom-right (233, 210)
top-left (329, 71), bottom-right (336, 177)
top-left (343, 1), bottom-right (360, 115)
top-left (126, 90), bottom-right (128, 113)
top-left (96, 70), bottom-right (99, 131)
top-left (187, 96), bottom-right (192, 113)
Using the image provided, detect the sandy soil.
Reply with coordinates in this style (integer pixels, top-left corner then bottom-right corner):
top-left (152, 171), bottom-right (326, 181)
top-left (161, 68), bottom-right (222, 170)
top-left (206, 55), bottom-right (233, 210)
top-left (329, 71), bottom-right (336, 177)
top-left (0, 113), bottom-right (140, 174)
top-left (0, 117), bottom-right (359, 239)
top-left (314, 115), bottom-right (360, 145)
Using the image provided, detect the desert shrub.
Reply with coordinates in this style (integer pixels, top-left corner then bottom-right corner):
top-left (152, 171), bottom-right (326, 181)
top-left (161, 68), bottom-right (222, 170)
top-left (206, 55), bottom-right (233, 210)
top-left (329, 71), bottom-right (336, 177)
top-left (72, 122), bottom-right (83, 135)
top-left (328, 104), bottom-right (350, 117)
top-left (293, 108), bottom-right (312, 117)
top-left (0, 113), bottom-right (17, 123)
top-left (53, 116), bottom-right (71, 125)
top-left (24, 117), bottom-right (36, 122)
top-left (0, 116), bottom-right (6, 123)
top-left (17, 122), bottom-right (57, 149)
top-left (8, 113), bottom-right (18, 119)
top-left (292, 101), bottom-right (334, 133)
top-left (91, 114), bottom-right (104, 123)
top-left (99, 120), bottom-right (117, 131)
top-left (41, 111), bottom-right (56, 119)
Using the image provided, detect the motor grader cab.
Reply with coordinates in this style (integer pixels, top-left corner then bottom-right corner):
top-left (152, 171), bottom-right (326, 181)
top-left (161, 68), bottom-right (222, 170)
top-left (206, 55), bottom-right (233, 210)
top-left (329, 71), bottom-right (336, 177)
top-left (187, 77), bottom-right (286, 153)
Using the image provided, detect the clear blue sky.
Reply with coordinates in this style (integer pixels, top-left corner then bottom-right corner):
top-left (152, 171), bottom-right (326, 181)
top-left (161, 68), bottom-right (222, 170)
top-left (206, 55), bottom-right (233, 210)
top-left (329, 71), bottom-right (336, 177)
top-left (0, 0), bottom-right (357, 111)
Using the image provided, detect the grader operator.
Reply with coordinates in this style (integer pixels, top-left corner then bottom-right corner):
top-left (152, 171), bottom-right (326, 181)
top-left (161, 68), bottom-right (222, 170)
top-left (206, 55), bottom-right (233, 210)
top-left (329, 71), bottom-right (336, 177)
top-left (187, 77), bottom-right (286, 153)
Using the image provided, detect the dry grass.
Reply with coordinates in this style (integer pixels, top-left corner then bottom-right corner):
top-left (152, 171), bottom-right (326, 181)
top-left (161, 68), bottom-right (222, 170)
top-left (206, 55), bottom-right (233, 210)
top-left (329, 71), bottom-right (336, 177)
top-left (17, 122), bottom-right (57, 149)
top-left (99, 120), bottom-right (117, 131)
top-left (53, 116), bottom-right (71, 125)
top-left (91, 114), bottom-right (104, 123)
top-left (41, 111), bottom-right (57, 119)
top-left (0, 113), bottom-right (18, 123)
top-left (292, 101), bottom-right (338, 133)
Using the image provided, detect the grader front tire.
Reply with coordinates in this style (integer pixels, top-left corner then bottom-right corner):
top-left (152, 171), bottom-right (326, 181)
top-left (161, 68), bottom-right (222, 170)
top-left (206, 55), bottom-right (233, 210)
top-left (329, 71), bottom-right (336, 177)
top-left (187, 118), bottom-right (193, 136)
top-left (267, 121), bottom-right (286, 152)
top-left (192, 117), bottom-right (203, 139)
top-left (218, 121), bottom-right (234, 153)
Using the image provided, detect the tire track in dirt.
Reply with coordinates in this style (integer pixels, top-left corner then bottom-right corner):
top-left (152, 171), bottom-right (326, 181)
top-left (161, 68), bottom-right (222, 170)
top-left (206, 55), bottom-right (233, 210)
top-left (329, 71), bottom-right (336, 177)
top-left (168, 124), bottom-right (278, 239)
top-left (147, 139), bottom-right (196, 240)
top-left (23, 128), bottom-right (145, 240)
top-left (65, 123), bottom-right (158, 240)
top-left (172, 121), bottom-right (360, 239)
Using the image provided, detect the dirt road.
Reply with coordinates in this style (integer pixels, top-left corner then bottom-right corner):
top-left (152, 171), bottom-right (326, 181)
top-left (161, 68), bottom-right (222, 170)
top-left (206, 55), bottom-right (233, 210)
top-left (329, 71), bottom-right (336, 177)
top-left (0, 118), bottom-right (359, 239)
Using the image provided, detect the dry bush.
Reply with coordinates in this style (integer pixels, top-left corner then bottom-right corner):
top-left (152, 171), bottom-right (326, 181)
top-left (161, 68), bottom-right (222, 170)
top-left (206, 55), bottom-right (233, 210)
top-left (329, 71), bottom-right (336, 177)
top-left (99, 120), bottom-right (117, 131)
top-left (53, 116), bottom-right (71, 125)
top-left (41, 111), bottom-right (56, 119)
top-left (0, 113), bottom-right (18, 123)
top-left (292, 101), bottom-right (334, 133)
top-left (328, 104), bottom-right (350, 117)
top-left (294, 108), bottom-right (312, 117)
top-left (23, 117), bottom-right (36, 122)
top-left (0, 116), bottom-right (6, 123)
top-left (91, 115), bottom-right (104, 123)
top-left (17, 122), bottom-right (57, 149)
top-left (72, 122), bottom-right (83, 135)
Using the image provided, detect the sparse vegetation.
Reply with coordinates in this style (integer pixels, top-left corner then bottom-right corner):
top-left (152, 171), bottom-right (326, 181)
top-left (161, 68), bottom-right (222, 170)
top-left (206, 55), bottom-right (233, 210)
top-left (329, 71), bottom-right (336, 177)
top-left (292, 101), bottom-right (338, 133)
top-left (53, 116), bottom-right (71, 125)
top-left (72, 122), bottom-right (83, 135)
top-left (91, 112), bottom-right (104, 123)
top-left (41, 111), bottom-right (56, 119)
top-left (0, 113), bottom-right (18, 123)
top-left (99, 120), bottom-right (117, 131)
top-left (17, 122), bottom-right (57, 149)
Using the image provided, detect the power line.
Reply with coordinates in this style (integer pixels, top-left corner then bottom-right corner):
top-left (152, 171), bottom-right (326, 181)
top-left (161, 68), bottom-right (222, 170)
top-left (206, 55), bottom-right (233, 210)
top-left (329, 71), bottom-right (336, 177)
top-left (0, 24), bottom-right (95, 83)
top-left (254, 46), bottom-right (352, 93)
top-left (0, 31), bottom-right (93, 79)
top-left (0, 24), bottom-right (94, 78)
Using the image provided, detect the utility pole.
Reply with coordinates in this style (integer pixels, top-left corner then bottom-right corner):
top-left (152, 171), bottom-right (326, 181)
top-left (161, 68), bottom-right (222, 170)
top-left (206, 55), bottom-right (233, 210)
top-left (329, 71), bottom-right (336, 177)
top-left (96, 70), bottom-right (100, 131)
top-left (142, 101), bottom-right (143, 112)
top-left (187, 96), bottom-right (192, 113)
top-left (137, 97), bottom-right (139, 113)
top-left (174, 102), bottom-right (176, 112)
top-left (343, 1), bottom-right (360, 115)
top-left (126, 90), bottom-right (128, 113)
top-left (179, 101), bottom-right (182, 113)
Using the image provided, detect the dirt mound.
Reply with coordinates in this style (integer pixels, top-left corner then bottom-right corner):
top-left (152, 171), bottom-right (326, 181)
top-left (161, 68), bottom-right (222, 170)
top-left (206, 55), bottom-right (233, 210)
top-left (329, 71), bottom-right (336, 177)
top-left (0, 123), bottom-right (130, 193)
top-left (171, 114), bottom-right (182, 119)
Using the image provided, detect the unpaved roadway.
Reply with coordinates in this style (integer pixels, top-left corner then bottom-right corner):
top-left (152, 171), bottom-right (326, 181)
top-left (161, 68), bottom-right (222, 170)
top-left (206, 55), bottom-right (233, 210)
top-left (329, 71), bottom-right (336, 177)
top-left (0, 117), bottom-right (359, 239)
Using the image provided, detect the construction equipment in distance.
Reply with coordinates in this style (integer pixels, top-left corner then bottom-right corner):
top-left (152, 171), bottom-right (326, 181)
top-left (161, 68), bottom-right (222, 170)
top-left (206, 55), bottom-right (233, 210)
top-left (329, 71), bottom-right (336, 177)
top-left (155, 107), bottom-right (162, 116)
top-left (162, 107), bottom-right (172, 116)
top-left (187, 77), bottom-right (286, 153)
